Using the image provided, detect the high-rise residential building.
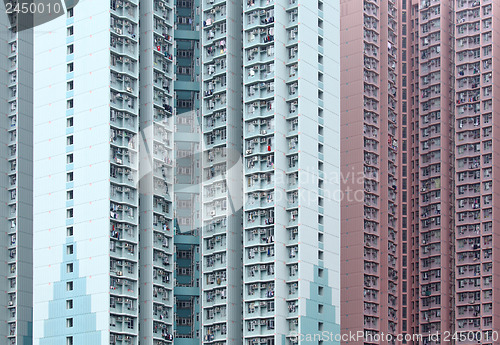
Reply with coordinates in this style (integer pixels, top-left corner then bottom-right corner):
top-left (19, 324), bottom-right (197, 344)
top-left (413, 0), bottom-right (454, 342)
top-left (0, 6), bottom-right (34, 345)
top-left (341, 0), bottom-right (500, 344)
top-left (29, 1), bottom-right (340, 345)
top-left (139, 0), bottom-right (176, 343)
top-left (33, 1), bottom-right (141, 344)
top-left (452, 0), bottom-right (499, 342)
top-left (241, 0), bottom-right (340, 344)
top-left (200, 0), bottom-right (341, 344)
top-left (200, 0), bottom-right (244, 343)
top-left (341, 0), bottom-right (402, 342)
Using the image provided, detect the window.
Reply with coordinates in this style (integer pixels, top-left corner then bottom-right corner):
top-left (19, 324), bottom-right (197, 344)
top-left (66, 336), bottom-right (73, 345)
top-left (318, 286), bottom-right (324, 296)
top-left (67, 172), bottom-right (74, 182)
top-left (67, 63), bottom-right (74, 73)
top-left (318, 304), bottom-right (323, 313)
top-left (67, 227), bottom-right (74, 236)
top-left (66, 245), bottom-right (74, 254)
top-left (318, 268), bottom-right (324, 277)
top-left (67, 190), bottom-right (73, 200)
top-left (67, 117), bottom-right (74, 127)
top-left (66, 281), bottom-right (73, 291)
top-left (67, 154), bottom-right (73, 164)
top-left (67, 263), bottom-right (73, 273)
top-left (67, 99), bottom-right (74, 109)
top-left (67, 26), bottom-right (74, 36)
top-left (66, 300), bottom-right (73, 309)
top-left (67, 81), bottom-right (74, 91)
top-left (67, 45), bottom-right (74, 55)
top-left (66, 208), bottom-right (74, 219)
top-left (66, 318), bottom-right (73, 328)
top-left (318, 250), bottom-right (324, 260)
top-left (67, 8), bottom-right (74, 18)
top-left (67, 136), bottom-right (73, 145)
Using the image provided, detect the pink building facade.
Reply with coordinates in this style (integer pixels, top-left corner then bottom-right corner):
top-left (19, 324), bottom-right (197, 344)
top-left (341, 0), bottom-right (500, 344)
top-left (341, 0), bottom-right (401, 343)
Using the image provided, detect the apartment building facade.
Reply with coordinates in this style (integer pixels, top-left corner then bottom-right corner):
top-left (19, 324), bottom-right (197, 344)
top-left (199, 0), bottom-right (341, 344)
top-left (0, 6), bottom-right (34, 345)
top-left (412, 0), bottom-right (455, 342)
top-left (28, 1), bottom-right (339, 345)
top-left (342, 0), bottom-right (500, 344)
top-left (33, 0), bottom-right (141, 344)
top-left (341, 0), bottom-right (402, 343)
top-left (139, 0), bottom-right (177, 343)
top-left (200, 0), bottom-right (243, 343)
top-left (241, 0), bottom-right (340, 345)
top-left (453, 0), bottom-right (500, 342)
